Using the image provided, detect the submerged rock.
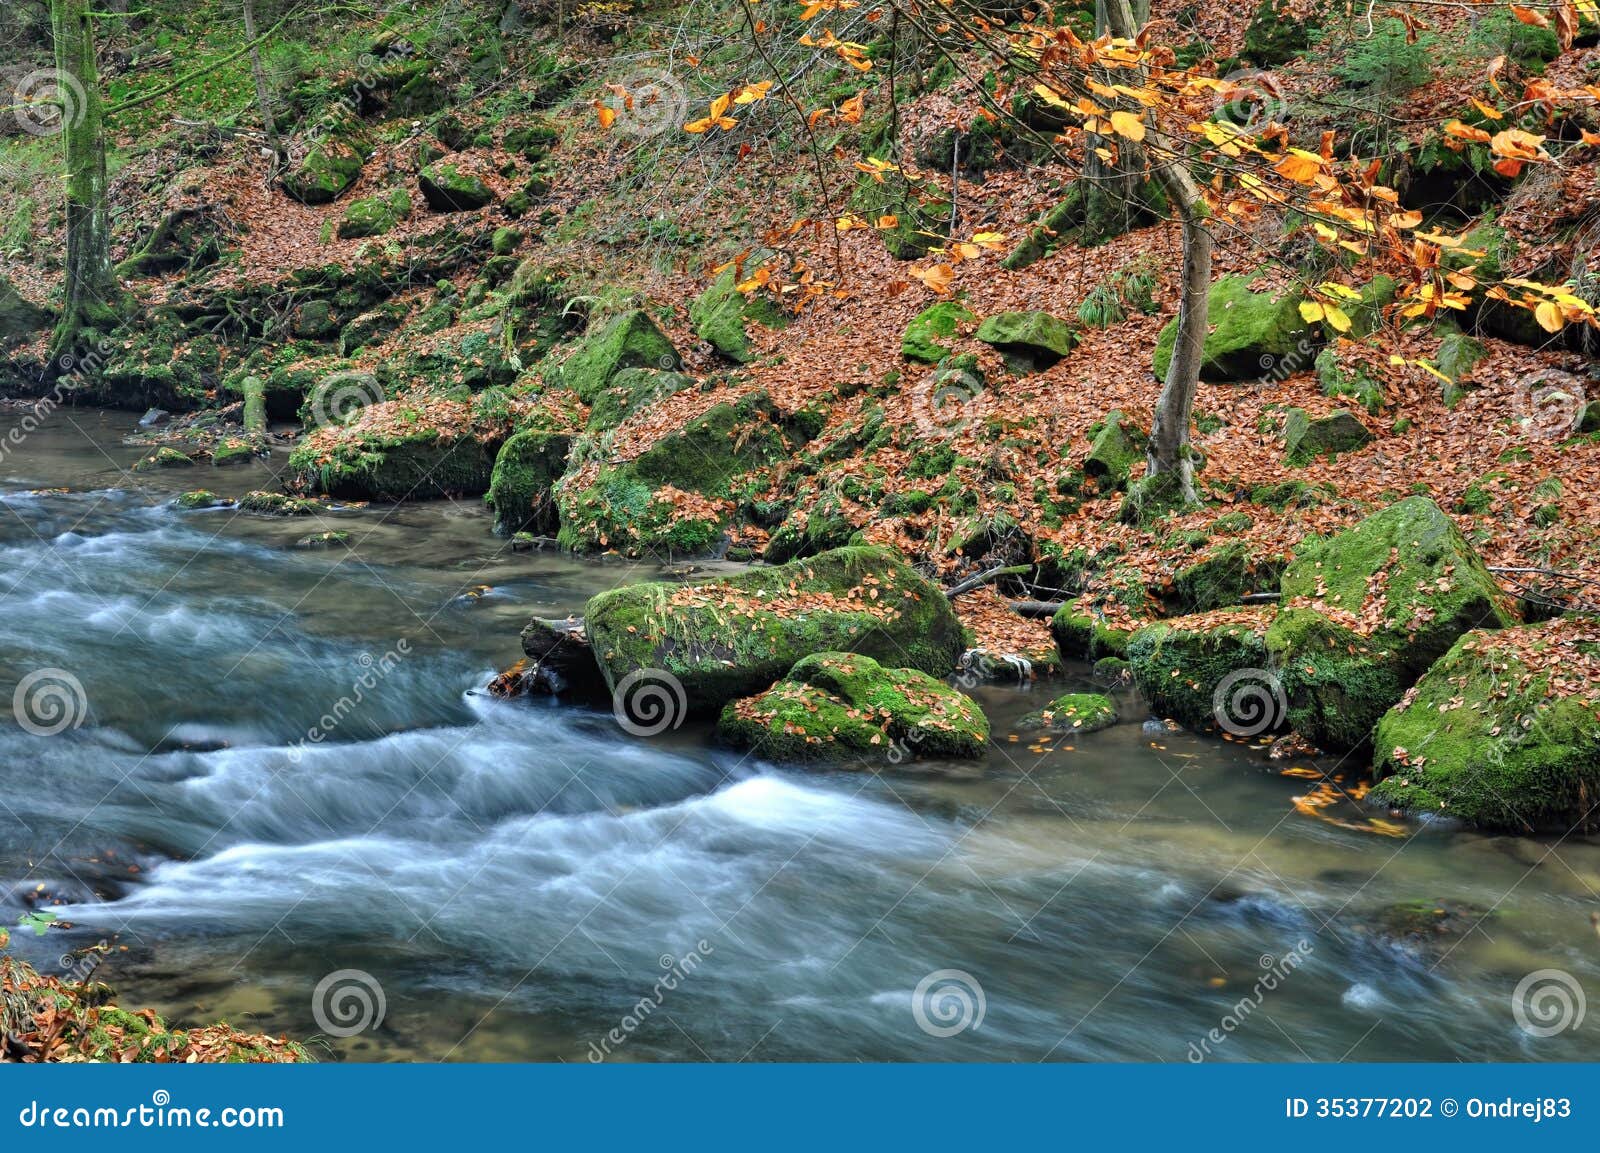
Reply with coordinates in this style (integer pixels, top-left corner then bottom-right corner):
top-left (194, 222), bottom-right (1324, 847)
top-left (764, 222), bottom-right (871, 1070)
top-left (1266, 496), bottom-right (1519, 750)
top-left (717, 651), bottom-right (988, 763)
top-left (1371, 620), bottom-right (1600, 832)
top-left (585, 545), bottom-right (965, 715)
top-left (1017, 692), bottom-right (1119, 734)
top-left (175, 489), bottom-right (231, 510)
top-left (132, 447), bottom-right (195, 471)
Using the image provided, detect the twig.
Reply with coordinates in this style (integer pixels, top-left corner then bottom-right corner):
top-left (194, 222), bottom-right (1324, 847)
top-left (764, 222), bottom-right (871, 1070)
top-left (945, 563), bottom-right (1029, 598)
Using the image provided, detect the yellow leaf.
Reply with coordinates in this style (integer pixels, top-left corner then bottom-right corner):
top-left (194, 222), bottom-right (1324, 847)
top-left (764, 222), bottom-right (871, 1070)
top-left (1535, 300), bottom-right (1565, 332)
top-left (1299, 301), bottom-right (1325, 323)
top-left (1110, 109), bottom-right (1146, 142)
top-left (1274, 149), bottom-right (1322, 184)
top-left (1322, 304), bottom-right (1352, 333)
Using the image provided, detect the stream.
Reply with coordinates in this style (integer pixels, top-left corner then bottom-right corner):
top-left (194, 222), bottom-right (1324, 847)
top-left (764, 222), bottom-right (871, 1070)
top-left (2, 407), bottom-right (1598, 1062)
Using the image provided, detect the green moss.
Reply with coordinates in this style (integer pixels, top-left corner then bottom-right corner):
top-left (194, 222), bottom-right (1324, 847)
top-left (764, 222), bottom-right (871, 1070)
top-left (1314, 347), bottom-right (1383, 414)
top-left (1266, 496), bottom-right (1519, 749)
top-left (1282, 408), bottom-right (1372, 466)
top-left (237, 490), bottom-right (321, 516)
top-left (717, 653), bottom-right (987, 763)
top-left (902, 301), bottom-right (975, 364)
top-left (1371, 623), bottom-right (1600, 831)
top-left (1242, 0), bottom-right (1314, 65)
top-left (1051, 596), bottom-right (1136, 660)
top-left (175, 489), bottom-right (227, 509)
top-left (486, 429), bottom-right (572, 535)
top-left (1127, 609), bottom-right (1277, 732)
top-left (975, 310), bottom-right (1077, 371)
top-left (1173, 540), bottom-right (1283, 613)
top-left (586, 545), bottom-right (966, 714)
top-left (132, 447), bottom-right (194, 471)
top-left (1083, 410), bottom-right (1144, 490)
top-left (1018, 692), bottom-right (1119, 733)
top-left (281, 131), bottom-right (370, 204)
top-left (337, 187), bottom-right (412, 239)
top-left (289, 424), bottom-right (495, 501)
top-left (1153, 276), bottom-right (1315, 382)
top-left (558, 309), bottom-right (681, 402)
top-left (418, 161), bottom-right (495, 211)
top-left (689, 269), bottom-right (783, 363)
top-left (586, 368), bottom-right (694, 432)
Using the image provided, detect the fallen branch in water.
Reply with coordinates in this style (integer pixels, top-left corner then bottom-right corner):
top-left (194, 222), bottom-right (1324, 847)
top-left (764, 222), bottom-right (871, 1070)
top-left (1007, 600), bottom-right (1064, 618)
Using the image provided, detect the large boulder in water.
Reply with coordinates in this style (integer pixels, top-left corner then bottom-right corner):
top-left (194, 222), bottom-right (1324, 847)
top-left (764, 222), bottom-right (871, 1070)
top-left (287, 398), bottom-right (498, 501)
top-left (1127, 607), bottom-right (1277, 734)
top-left (585, 545), bottom-right (965, 715)
top-left (1371, 619), bottom-right (1600, 832)
top-left (1265, 496), bottom-right (1519, 750)
top-left (485, 429), bottom-right (572, 535)
top-left (717, 651), bottom-right (988, 763)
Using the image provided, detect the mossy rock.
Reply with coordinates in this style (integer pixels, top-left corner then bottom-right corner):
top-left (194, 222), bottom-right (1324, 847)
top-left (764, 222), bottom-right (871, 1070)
top-left (211, 441), bottom-right (259, 467)
top-left (689, 269), bottom-right (785, 363)
top-left (0, 275), bottom-right (51, 344)
top-left (1050, 597), bottom-right (1136, 660)
top-left (764, 501), bottom-right (858, 564)
top-left (902, 301), bottom-right (975, 364)
top-left (282, 133), bottom-right (370, 205)
top-left (717, 651), bottom-right (989, 763)
top-left (1282, 407), bottom-right (1372, 466)
top-left (1152, 276), bottom-right (1315, 382)
top-left (1172, 540), bottom-right (1284, 613)
top-left (485, 429), bottom-right (572, 535)
top-left (585, 368), bottom-right (694, 432)
top-left (558, 309), bottom-right (681, 402)
top-left (1265, 496), bottom-right (1519, 749)
top-left (1241, 0), bottom-right (1314, 65)
top-left (1436, 331), bottom-right (1488, 406)
top-left (585, 545), bottom-right (966, 715)
top-left (975, 310), bottom-right (1077, 371)
top-left (294, 530), bottom-right (350, 549)
top-left (175, 489), bottom-right (229, 510)
top-left (1018, 692), bottom-right (1119, 734)
top-left (337, 188), bottom-right (412, 239)
top-left (288, 401), bottom-right (496, 501)
top-left (1314, 347), bottom-right (1383, 414)
top-left (1083, 410), bottom-right (1145, 489)
top-left (503, 119), bottom-right (559, 162)
top-left (1370, 622), bottom-right (1600, 832)
top-left (418, 161), bottom-right (495, 212)
top-left (1127, 608), bottom-right (1278, 733)
top-left (237, 490), bottom-right (321, 516)
top-left (132, 447), bottom-right (194, 471)
top-left (851, 171), bottom-right (949, 260)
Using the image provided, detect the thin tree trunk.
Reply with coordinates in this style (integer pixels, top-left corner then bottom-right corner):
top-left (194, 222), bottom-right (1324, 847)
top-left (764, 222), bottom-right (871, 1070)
top-left (50, 0), bottom-right (119, 358)
top-left (242, 0), bottom-right (281, 163)
top-left (1102, 0), bottom-right (1207, 503)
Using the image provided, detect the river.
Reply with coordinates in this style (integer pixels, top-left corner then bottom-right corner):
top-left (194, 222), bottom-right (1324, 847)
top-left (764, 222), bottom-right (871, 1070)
top-left (1, 407), bottom-right (1597, 1062)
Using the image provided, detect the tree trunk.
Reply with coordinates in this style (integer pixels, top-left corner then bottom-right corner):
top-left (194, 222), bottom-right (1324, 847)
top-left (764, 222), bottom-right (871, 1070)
top-left (50, 0), bottom-right (119, 358)
top-left (241, 0), bottom-right (281, 163)
top-left (1102, 0), bottom-right (1207, 505)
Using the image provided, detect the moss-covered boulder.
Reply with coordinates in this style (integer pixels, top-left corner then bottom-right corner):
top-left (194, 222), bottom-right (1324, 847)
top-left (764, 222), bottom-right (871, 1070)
top-left (558, 310), bottom-right (681, 402)
top-left (288, 398), bottom-right (497, 501)
top-left (1083, 410), bottom-right (1144, 489)
top-left (1315, 346), bottom-right (1383, 413)
top-left (418, 160), bottom-right (495, 212)
top-left (132, 447), bottom-right (195, 471)
top-left (175, 489), bottom-right (230, 510)
top-left (903, 301), bottom-right (976, 364)
top-left (585, 368), bottom-right (694, 432)
top-left (1172, 540), bottom-right (1284, 613)
top-left (718, 651), bottom-right (988, 763)
top-left (282, 133), bottom-right (370, 205)
top-left (337, 187), bottom-right (412, 239)
top-left (1241, 0), bottom-right (1314, 65)
top-left (689, 269), bottom-right (785, 363)
top-left (1018, 692), bottom-right (1119, 734)
top-left (485, 429), bottom-right (572, 535)
top-left (1128, 608), bottom-right (1279, 733)
top-left (1153, 276), bottom-right (1315, 382)
top-left (1282, 407), bottom-right (1372, 466)
top-left (1370, 620), bottom-right (1600, 832)
top-left (586, 545), bottom-right (965, 714)
top-left (0, 275), bottom-right (50, 344)
top-left (1051, 595), bottom-right (1137, 660)
top-left (975, 310), bottom-right (1076, 371)
top-left (1265, 496), bottom-right (1520, 750)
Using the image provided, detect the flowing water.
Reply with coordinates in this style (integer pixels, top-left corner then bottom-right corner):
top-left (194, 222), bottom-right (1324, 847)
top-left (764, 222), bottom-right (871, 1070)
top-left (3, 407), bottom-right (1600, 1063)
